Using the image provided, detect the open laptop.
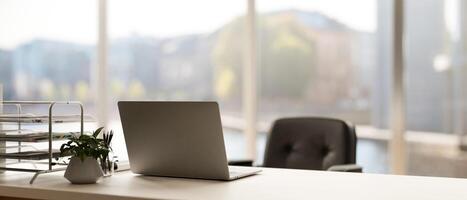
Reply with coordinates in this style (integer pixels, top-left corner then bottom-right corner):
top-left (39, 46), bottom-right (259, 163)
top-left (118, 101), bottom-right (261, 180)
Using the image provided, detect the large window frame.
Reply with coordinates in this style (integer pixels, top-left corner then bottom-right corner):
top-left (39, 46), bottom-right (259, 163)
top-left (2, 0), bottom-right (458, 174)
top-left (91, 0), bottom-right (408, 173)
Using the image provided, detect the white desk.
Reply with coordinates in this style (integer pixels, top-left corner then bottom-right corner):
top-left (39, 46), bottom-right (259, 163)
top-left (1, 167), bottom-right (467, 200)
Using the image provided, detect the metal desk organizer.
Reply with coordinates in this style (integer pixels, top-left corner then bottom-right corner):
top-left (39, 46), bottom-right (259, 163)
top-left (0, 101), bottom-right (94, 184)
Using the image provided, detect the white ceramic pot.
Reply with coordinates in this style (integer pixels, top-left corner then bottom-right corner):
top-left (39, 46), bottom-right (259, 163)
top-left (64, 156), bottom-right (104, 184)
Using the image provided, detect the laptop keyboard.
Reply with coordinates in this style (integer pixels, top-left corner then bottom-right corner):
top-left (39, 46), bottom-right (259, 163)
top-left (229, 171), bottom-right (240, 175)
top-left (228, 166), bottom-right (251, 176)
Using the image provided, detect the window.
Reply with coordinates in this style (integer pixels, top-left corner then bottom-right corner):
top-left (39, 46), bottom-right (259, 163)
top-left (107, 0), bottom-right (247, 159)
top-left (405, 0), bottom-right (467, 134)
top-left (0, 0), bottom-right (97, 170)
top-left (256, 0), bottom-right (378, 127)
top-left (1, 0), bottom-right (467, 178)
top-left (254, 0), bottom-right (383, 164)
top-left (0, 0), bottom-right (97, 112)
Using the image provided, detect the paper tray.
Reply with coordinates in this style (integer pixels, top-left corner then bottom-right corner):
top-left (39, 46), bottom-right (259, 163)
top-left (0, 130), bottom-right (82, 142)
top-left (0, 149), bottom-right (63, 160)
top-left (0, 114), bottom-right (95, 123)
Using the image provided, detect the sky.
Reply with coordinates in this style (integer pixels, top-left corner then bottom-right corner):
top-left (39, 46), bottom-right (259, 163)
top-left (0, 0), bottom-right (377, 49)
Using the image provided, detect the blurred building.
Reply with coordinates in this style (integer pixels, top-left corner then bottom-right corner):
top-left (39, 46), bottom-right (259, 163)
top-left (4, 3), bottom-right (463, 134)
top-left (11, 39), bottom-right (92, 100)
top-left (109, 34), bottom-right (213, 100)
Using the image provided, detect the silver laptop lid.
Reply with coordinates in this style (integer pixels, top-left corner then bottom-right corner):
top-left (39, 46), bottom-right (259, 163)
top-left (118, 101), bottom-right (230, 180)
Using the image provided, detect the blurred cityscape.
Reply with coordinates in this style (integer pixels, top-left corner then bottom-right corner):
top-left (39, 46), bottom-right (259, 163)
top-left (0, 0), bottom-right (465, 134)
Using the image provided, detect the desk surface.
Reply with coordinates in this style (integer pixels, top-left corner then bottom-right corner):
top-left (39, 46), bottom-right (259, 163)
top-left (1, 167), bottom-right (467, 200)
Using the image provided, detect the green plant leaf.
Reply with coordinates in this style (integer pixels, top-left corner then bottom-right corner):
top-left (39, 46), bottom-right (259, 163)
top-left (93, 127), bottom-right (105, 138)
top-left (60, 127), bottom-right (113, 162)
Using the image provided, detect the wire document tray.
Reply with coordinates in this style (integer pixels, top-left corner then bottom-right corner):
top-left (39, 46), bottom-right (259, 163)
top-left (0, 101), bottom-right (95, 184)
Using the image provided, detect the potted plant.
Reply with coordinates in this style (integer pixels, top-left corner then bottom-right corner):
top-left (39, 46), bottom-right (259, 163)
top-left (100, 130), bottom-right (114, 176)
top-left (60, 127), bottom-right (110, 184)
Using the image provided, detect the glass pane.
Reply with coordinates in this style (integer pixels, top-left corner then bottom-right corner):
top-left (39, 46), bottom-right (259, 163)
top-left (0, 0), bottom-right (97, 169)
top-left (256, 0), bottom-right (383, 166)
top-left (0, 0), bottom-right (97, 110)
top-left (405, 0), bottom-right (460, 133)
top-left (257, 0), bottom-right (378, 125)
top-left (108, 0), bottom-right (246, 160)
top-left (403, 0), bottom-right (467, 178)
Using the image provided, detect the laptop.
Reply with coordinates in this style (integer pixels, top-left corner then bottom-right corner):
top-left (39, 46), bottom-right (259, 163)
top-left (118, 101), bottom-right (261, 180)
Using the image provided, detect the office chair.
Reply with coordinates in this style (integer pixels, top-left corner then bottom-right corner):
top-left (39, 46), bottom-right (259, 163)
top-left (229, 117), bottom-right (362, 172)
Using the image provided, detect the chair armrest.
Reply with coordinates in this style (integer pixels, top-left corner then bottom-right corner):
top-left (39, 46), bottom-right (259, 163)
top-left (228, 159), bottom-right (254, 166)
top-left (327, 164), bottom-right (362, 172)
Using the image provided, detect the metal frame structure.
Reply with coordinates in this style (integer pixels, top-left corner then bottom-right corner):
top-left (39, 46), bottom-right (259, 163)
top-left (390, 0), bottom-right (407, 175)
top-left (243, 0), bottom-right (258, 160)
top-left (0, 101), bottom-right (85, 184)
top-left (91, 0), bottom-right (408, 173)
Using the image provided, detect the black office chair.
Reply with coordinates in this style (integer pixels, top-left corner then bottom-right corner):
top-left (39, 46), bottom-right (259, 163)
top-left (230, 117), bottom-right (362, 172)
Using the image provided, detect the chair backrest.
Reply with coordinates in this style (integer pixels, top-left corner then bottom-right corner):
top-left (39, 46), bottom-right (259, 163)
top-left (263, 117), bottom-right (357, 170)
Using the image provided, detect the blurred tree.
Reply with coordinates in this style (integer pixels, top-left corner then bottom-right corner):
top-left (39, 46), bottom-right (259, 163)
top-left (39, 79), bottom-right (55, 100)
top-left (59, 84), bottom-right (71, 100)
top-left (128, 80), bottom-right (146, 99)
top-left (259, 14), bottom-right (315, 98)
top-left (212, 13), bottom-right (315, 100)
top-left (110, 80), bottom-right (125, 99)
top-left (212, 16), bottom-right (245, 100)
top-left (215, 67), bottom-right (235, 99)
top-left (75, 81), bottom-right (90, 102)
